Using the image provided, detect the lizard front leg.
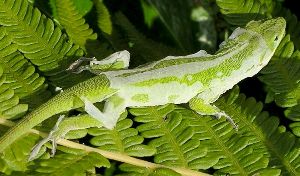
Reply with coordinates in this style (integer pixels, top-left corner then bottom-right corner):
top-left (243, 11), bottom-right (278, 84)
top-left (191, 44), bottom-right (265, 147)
top-left (67, 50), bottom-right (130, 74)
top-left (81, 95), bottom-right (126, 129)
top-left (189, 97), bottom-right (238, 130)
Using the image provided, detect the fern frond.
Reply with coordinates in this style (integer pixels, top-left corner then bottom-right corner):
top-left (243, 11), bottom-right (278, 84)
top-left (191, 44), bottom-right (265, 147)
top-left (130, 104), bottom-right (208, 170)
top-left (221, 0), bottom-right (300, 138)
top-left (285, 105), bottom-right (300, 137)
top-left (173, 106), bottom-right (276, 174)
top-left (216, 0), bottom-right (274, 26)
top-left (130, 87), bottom-right (299, 175)
top-left (68, 0), bottom-right (93, 17)
top-left (213, 87), bottom-right (300, 175)
top-left (272, 3), bottom-right (300, 49)
top-left (26, 149), bottom-right (110, 175)
top-left (53, 0), bottom-right (97, 49)
top-left (114, 13), bottom-right (181, 66)
top-left (259, 35), bottom-right (300, 107)
top-left (140, 0), bottom-right (159, 28)
top-left (52, 0), bottom-right (114, 59)
top-left (0, 65), bottom-right (28, 119)
top-left (147, 0), bottom-right (194, 51)
top-left (49, 0), bottom-right (93, 18)
top-left (118, 163), bottom-right (181, 176)
top-left (0, 125), bottom-right (43, 173)
top-left (94, 0), bottom-right (112, 35)
top-left (0, 26), bottom-right (50, 107)
top-left (258, 34), bottom-right (300, 138)
top-left (164, 87), bottom-right (299, 175)
top-left (0, 0), bottom-right (91, 87)
top-left (1, 52), bottom-right (48, 99)
top-left (89, 111), bottom-right (156, 157)
top-left (258, 5), bottom-right (300, 138)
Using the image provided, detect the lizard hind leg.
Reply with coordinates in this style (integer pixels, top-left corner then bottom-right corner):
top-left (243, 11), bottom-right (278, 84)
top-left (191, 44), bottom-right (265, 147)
top-left (189, 97), bottom-right (238, 130)
top-left (29, 115), bottom-right (65, 161)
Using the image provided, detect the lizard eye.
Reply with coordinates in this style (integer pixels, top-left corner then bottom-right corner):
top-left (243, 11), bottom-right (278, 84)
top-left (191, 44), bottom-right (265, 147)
top-left (274, 36), bottom-right (278, 41)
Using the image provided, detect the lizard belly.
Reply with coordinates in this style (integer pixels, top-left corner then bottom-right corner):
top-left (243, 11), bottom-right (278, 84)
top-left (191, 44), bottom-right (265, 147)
top-left (117, 81), bottom-right (203, 107)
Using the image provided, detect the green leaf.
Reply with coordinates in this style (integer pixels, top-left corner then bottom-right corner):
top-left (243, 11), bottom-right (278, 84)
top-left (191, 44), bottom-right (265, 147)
top-left (52, 0), bottom-right (97, 49)
top-left (259, 35), bottom-right (300, 107)
top-left (285, 105), bottom-right (300, 137)
top-left (50, 0), bottom-right (93, 18)
top-left (28, 151), bottom-right (110, 175)
top-left (94, 0), bottom-right (112, 35)
top-left (258, 34), bottom-right (300, 138)
top-left (147, 0), bottom-right (194, 51)
top-left (0, 0), bottom-right (91, 88)
top-left (140, 0), bottom-right (159, 28)
top-left (131, 104), bottom-right (207, 169)
top-left (0, 65), bottom-right (28, 119)
top-left (0, 127), bottom-right (44, 173)
top-left (0, 26), bottom-right (50, 108)
top-left (213, 87), bottom-right (299, 175)
top-left (272, 3), bottom-right (300, 49)
top-left (114, 12), bottom-right (181, 66)
top-left (89, 111), bottom-right (156, 157)
top-left (257, 9), bottom-right (300, 138)
top-left (118, 163), bottom-right (181, 176)
top-left (216, 0), bottom-right (274, 26)
top-left (73, 0), bottom-right (93, 16)
top-left (173, 107), bottom-right (273, 175)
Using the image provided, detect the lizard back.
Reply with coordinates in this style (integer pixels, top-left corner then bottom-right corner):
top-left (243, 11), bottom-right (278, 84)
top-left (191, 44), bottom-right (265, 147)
top-left (102, 30), bottom-right (265, 107)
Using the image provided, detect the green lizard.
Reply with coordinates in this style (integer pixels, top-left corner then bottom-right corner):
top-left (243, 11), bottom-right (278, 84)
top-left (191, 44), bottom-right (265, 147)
top-left (0, 18), bottom-right (286, 158)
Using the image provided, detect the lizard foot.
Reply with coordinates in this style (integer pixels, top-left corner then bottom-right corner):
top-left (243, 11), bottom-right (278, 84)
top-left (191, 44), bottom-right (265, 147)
top-left (28, 115), bottom-right (65, 161)
top-left (66, 57), bottom-right (96, 74)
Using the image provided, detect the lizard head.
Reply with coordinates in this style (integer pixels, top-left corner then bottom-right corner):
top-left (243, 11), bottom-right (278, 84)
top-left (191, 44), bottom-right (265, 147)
top-left (222, 18), bottom-right (286, 76)
top-left (245, 17), bottom-right (286, 52)
top-left (243, 17), bottom-right (286, 67)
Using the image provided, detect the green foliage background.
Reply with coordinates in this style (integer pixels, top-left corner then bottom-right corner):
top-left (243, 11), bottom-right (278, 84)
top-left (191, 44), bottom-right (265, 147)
top-left (0, 0), bottom-right (300, 175)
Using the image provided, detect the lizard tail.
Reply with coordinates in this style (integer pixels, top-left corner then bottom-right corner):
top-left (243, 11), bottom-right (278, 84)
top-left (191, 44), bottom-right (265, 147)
top-left (0, 75), bottom-right (116, 153)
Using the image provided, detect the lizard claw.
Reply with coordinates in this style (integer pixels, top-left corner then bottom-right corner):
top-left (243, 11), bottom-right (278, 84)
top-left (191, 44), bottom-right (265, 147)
top-left (217, 112), bottom-right (239, 131)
